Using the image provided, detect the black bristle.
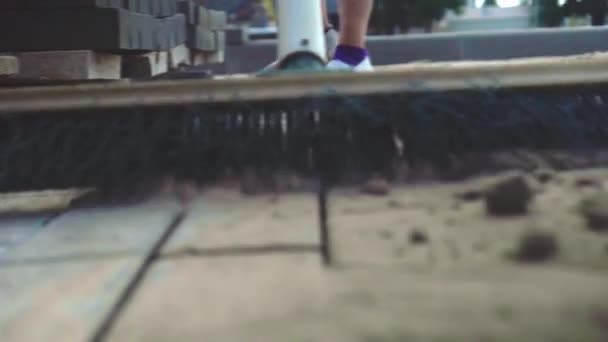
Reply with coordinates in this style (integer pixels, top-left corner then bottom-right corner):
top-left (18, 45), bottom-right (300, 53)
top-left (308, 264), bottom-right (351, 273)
top-left (2, 86), bottom-right (608, 191)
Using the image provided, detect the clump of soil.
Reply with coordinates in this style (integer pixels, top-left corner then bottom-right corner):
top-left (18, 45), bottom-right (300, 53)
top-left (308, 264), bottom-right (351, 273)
top-left (579, 193), bottom-right (608, 231)
top-left (514, 231), bottom-right (558, 263)
top-left (575, 178), bottom-right (601, 189)
top-left (485, 175), bottom-right (533, 216)
top-left (361, 177), bottom-right (390, 196)
top-left (410, 230), bottom-right (428, 245)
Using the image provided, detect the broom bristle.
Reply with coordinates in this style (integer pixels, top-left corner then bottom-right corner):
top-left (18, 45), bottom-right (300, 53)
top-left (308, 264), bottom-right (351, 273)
top-left (2, 85), bottom-right (608, 192)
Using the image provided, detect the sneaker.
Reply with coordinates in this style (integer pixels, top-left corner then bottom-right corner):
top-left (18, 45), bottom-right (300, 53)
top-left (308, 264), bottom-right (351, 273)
top-left (326, 56), bottom-right (374, 72)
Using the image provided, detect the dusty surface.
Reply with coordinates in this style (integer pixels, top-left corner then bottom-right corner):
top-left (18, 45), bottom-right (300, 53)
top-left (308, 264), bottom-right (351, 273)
top-left (1, 167), bottom-right (607, 341)
top-left (109, 168), bottom-right (608, 342)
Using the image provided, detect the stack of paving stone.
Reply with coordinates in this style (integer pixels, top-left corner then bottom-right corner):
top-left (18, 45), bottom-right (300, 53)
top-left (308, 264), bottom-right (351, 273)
top-left (0, 0), bottom-right (224, 80)
top-left (177, 0), bottom-right (227, 66)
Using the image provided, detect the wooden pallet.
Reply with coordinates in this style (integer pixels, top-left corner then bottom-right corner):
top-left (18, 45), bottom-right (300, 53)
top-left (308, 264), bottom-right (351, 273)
top-left (0, 0), bottom-right (178, 17)
top-left (0, 0), bottom-right (227, 81)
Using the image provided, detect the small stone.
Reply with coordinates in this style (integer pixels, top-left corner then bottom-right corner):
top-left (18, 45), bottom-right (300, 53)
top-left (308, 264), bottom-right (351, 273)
top-left (533, 169), bottom-right (554, 184)
top-left (485, 175), bottom-right (533, 216)
top-left (410, 230), bottom-right (428, 244)
top-left (455, 189), bottom-right (483, 202)
top-left (580, 193), bottom-right (608, 231)
top-left (514, 231), bottom-right (558, 263)
top-left (361, 177), bottom-right (390, 196)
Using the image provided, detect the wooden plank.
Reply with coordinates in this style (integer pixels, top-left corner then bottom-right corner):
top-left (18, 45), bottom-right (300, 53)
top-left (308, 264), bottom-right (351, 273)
top-left (123, 51), bottom-right (169, 79)
top-left (17, 51), bottom-right (121, 80)
top-left (3, 52), bottom-right (608, 113)
top-left (0, 198), bottom-right (181, 342)
top-left (0, 56), bottom-right (18, 76)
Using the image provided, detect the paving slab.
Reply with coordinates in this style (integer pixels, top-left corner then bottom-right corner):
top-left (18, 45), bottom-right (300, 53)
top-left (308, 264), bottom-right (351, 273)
top-left (0, 198), bottom-right (181, 342)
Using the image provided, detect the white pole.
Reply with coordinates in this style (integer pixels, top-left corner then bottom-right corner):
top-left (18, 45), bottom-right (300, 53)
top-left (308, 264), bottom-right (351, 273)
top-left (276, 0), bottom-right (327, 62)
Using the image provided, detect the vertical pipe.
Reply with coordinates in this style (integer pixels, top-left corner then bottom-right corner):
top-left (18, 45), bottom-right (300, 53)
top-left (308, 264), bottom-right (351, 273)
top-left (277, 0), bottom-right (327, 61)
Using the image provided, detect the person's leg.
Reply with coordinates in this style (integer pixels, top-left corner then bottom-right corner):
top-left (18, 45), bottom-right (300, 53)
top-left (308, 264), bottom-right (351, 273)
top-left (328, 0), bottom-right (374, 71)
top-left (338, 0), bottom-right (373, 48)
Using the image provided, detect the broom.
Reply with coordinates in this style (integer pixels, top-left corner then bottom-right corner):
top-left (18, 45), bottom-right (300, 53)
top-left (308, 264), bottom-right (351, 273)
top-left (2, 2), bottom-right (608, 264)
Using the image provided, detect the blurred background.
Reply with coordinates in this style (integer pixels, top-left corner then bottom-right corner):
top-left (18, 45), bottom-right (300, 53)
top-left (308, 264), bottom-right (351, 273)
top-left (207, 0), bottom-right (608, 74)
top-left (201, 0), bottom-right (608, 36)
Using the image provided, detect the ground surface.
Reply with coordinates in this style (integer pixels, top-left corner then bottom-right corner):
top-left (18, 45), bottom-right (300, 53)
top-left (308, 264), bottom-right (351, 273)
top-left (1, 168), bottom-right (608, 341)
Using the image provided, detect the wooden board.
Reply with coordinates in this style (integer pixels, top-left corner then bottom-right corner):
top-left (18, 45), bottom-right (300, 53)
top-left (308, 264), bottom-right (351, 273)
top-left (3, 52), bottom-right (608, 113)
top-left (0, 198), bottom-right (180, 342)
top-left (17, 51), bottom-right (121, 80)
